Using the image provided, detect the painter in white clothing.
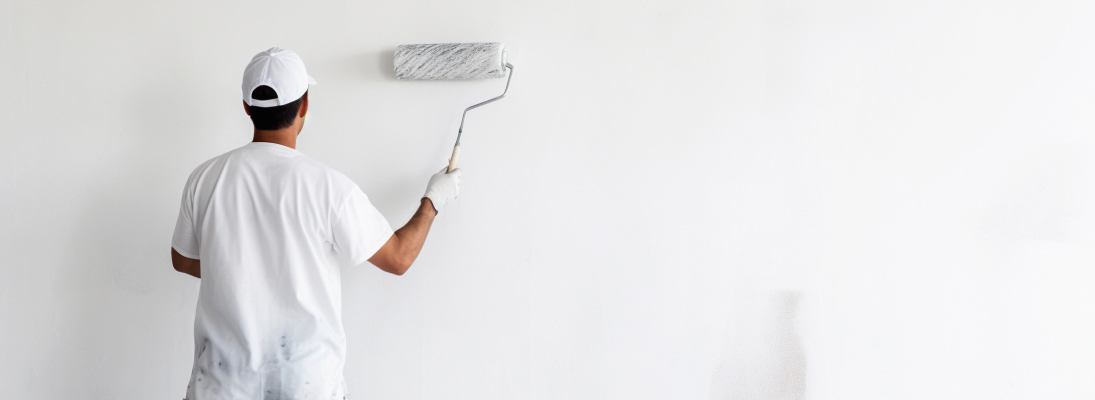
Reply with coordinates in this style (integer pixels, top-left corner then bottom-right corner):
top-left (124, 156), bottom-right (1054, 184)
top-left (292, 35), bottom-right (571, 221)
top-left (170, 47), bottom-right (462, 400)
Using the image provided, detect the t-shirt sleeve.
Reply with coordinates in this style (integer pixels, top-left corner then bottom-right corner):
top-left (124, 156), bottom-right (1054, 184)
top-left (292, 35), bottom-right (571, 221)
top-left (331, 187), bottom-right (395, 266)
top-left (171, 180), bottom-right (200, 259)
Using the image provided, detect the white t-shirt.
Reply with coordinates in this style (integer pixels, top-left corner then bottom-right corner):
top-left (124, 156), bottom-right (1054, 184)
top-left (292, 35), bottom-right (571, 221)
top-left (172, 142), bottom-right (393, 400)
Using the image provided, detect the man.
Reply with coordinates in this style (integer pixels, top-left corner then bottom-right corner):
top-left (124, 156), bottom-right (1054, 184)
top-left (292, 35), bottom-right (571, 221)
top-left (170, 47), bottom-right (461, 400)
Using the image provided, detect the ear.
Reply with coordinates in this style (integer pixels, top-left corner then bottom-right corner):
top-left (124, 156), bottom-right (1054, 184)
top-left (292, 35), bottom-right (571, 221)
top-left (298, 93), bottom-right (309, 119)
top-left (243, 101), bottom-right (251, 116)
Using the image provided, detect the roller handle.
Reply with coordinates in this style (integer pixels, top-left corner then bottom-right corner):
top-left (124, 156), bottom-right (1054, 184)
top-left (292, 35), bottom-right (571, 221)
top-left (447, 145), bottom-right (460, 173)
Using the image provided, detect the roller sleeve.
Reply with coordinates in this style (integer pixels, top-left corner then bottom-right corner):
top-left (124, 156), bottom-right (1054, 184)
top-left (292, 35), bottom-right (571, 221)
top-left (395, 43), bottom-right (507, 80)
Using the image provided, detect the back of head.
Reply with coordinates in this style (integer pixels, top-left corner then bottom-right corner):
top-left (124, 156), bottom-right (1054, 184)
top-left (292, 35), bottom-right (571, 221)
top-left (241, 47), bottom-right (315, 130)
top-left (248, 86), bottom-right (305, 130)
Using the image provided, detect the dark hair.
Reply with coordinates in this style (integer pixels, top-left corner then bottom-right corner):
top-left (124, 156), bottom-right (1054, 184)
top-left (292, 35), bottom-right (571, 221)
top-left (248, 86), bottom-right (305, 130)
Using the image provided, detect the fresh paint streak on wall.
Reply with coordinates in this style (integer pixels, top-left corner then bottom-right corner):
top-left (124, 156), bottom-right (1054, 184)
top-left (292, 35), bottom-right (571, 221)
top-left (1, 0), bottom-right (1094, 399)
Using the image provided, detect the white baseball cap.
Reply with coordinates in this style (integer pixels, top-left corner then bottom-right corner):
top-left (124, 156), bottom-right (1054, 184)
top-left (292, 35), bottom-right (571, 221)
top-left (242, 47), bottom-right (316, 107)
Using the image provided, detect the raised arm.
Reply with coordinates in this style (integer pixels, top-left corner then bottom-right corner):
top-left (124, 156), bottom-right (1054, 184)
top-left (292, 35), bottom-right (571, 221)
top-left (368, 168), bottom-right (461, 275)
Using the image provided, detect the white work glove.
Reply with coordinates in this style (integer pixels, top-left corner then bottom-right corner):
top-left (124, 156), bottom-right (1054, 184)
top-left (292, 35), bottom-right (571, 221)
top-left (423, 167), bottom-right (462, 213)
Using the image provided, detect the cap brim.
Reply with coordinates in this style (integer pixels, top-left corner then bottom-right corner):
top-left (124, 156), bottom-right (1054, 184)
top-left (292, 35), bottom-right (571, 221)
top-left (308, 75), bottom-right (317, 85)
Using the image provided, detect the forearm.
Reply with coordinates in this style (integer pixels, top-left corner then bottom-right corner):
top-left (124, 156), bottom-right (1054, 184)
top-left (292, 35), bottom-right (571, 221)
top-left (370, 167), bottom-right (458, 275)
top-left (392, 198), bottom-right (438, 268)
top-left (369, 198), bottom-right (437, 275)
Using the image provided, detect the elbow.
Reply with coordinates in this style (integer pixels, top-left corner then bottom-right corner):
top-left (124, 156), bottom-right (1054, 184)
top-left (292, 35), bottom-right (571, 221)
top-left (390, 256), bottom-right (414, 276)
top-left (376, 258), bottom-right (411, 276)
top-left (392, 261), bottom-right (411, 276)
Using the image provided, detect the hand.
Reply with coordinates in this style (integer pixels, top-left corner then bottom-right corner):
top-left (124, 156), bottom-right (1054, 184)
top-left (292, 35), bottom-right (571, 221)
top-left (423, 167), bottom-right (462, 213)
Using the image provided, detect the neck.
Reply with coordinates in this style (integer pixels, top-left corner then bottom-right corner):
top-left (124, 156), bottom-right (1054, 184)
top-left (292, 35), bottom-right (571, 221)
top-left (252, 127), bottom-right (298, 149)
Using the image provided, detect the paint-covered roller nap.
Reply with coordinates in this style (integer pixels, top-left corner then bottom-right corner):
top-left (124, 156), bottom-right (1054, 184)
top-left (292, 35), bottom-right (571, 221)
top-left (395, 43), bottom-right (508, 80)
top-left (394, 42), bottom-right (514, 173)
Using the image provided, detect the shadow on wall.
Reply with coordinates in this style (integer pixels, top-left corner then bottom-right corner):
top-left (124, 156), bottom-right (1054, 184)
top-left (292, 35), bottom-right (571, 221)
top-left (374, 49), bottom-right (396, 80)
top-left (335, 48), bottom-right (396, 83)
top-left (711, 291), bottom-right (806, 400)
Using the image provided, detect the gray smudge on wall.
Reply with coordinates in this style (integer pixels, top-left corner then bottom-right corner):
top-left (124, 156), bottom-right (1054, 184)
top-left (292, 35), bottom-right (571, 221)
top-left (281, 334), bottom-right (292, 361)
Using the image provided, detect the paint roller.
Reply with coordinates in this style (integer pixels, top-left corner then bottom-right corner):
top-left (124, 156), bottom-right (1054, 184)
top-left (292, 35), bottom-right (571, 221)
top-left (394, 43), bottom-right (514, 173)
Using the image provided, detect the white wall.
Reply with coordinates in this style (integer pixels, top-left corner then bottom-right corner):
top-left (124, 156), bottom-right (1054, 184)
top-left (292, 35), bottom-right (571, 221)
top-left (2, 0), bottom-right (1094, 399)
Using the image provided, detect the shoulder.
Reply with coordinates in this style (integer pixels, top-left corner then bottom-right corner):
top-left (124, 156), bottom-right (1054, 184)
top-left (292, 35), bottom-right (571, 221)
top-left (181, 145), bottom-right (263, 193)
top-left (292, 157), bottom-right (369, 223)
top-left (183, 149), bottom-right (233, 186)
top-left (294, 154), bottom-right (362, 196)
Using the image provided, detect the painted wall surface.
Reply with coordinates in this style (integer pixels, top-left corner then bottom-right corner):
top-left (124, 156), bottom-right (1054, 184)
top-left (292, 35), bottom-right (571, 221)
top-left (2, 0), bottom-right (1093, 399)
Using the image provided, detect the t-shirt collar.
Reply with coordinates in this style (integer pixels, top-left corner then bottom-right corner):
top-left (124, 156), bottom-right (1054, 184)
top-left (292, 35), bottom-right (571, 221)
top-left (247, 141), bottom-right (300, 153)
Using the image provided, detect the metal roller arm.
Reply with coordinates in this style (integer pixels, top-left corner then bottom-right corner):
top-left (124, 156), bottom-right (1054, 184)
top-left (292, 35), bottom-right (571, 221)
top-left (454, 63), bottom-right (514, 146)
